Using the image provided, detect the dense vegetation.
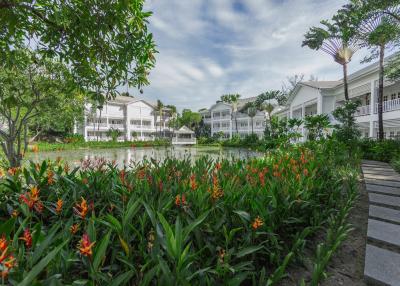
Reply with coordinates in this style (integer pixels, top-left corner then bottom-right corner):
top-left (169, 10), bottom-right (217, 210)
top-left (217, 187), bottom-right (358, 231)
top-left (0, 142), bottom-right (359, 285)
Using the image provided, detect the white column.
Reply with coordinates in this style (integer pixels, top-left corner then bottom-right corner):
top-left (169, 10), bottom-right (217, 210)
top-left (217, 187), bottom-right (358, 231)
top-left (229, 109), bottom-right (232, 139)
top-left (140, 107), bottom-right (143, 140)
top-left (247, 118), bottom-right (250, 135)
top-left (125, 105), bottom-right (131, 141)
top-left (317, 94), bottom-right (323, 114)
top-left (369, 80), bottom-right (376, 138)
top-left (211, 111), bottom-right (214, 136)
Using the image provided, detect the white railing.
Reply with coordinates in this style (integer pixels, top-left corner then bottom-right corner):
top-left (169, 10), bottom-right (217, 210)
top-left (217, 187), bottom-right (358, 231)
top-left (87, 123), bottom-right (107, 128)
top-left (374, 98), bottom-right (400, 113)
top-left (355, 105), bottom-right (371, 117)
top-left (109, 124), bottom-right (125, 129)
top-left (172, 138), bottom-right (196, 144)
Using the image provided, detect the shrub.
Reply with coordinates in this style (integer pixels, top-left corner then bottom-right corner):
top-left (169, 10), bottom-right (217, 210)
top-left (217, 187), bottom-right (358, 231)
top-left (359, 138), bottom-right (400, 162)
top-left (0, 144), bottom-right (359, 285)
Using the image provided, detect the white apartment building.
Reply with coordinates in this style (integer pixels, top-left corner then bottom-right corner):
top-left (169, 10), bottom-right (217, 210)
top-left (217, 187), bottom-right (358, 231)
top-left (274, 56), bottom-right (400, 140)
top-left (200, 97), bottom-right (268, 139)
top-left (78, 95), bottom-right (172, 142)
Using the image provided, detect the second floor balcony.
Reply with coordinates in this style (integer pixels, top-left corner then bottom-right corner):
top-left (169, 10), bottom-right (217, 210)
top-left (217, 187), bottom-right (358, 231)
top-left (355, 98), bottom-right (400, 117)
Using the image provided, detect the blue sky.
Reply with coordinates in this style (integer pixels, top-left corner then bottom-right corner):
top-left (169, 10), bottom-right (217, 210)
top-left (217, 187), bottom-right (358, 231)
top-left (137, 0), bottom-right (372, 111)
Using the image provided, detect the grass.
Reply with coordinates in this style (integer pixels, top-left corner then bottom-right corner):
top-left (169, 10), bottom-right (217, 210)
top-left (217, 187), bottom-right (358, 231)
top-left (27, 139), bottom-right (171, 152)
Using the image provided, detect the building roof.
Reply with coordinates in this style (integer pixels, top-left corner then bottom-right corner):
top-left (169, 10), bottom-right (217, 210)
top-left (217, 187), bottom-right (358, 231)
top-left (301, 80), bottom-right (342, 89)
top-left (175, 126), bottom-right (195, 134)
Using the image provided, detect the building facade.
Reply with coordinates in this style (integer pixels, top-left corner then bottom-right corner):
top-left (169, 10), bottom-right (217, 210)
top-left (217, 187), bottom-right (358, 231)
top-left (78, 96), bottom-right (172, 142)
top-left (200, 97), bottom-right (268, 139)
top-left (274, 57), bottom-right (400, 140)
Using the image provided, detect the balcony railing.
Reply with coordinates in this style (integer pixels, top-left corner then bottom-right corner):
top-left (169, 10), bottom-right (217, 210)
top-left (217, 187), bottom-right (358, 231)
top-left (109, 124), bottom-right (125, 129)
top-left (355, 105), bottom-right (371, 117)
top-left (376, 98), bottom-right (400, 113)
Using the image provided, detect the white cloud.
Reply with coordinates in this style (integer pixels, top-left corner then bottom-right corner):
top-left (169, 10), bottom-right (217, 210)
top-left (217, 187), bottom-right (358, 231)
top-left (135, 0), bottom-right (375, 112)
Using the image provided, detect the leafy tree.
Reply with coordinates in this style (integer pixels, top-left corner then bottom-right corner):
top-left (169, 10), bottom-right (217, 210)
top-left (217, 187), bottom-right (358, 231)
top-left (29, 92), bottom-right (85, 140)
top-left (106, 128), bottom-right (123, 142)
top-left (179, 109), bottom-right (202, 130)
top-left (220, 94), bottom-right (241, 134)
top-left (256, 90), bottom-right (282, 133)
top-left (0, 0), bottom-right (157, 96)
top-left (303, 17), bottom-right (359, 101)
top-left (0, 51), bottom-right (76, 167)
top-left (304, 114), bottom-right (331, 141)
top-left (332, 101), bottom-right (361, 152)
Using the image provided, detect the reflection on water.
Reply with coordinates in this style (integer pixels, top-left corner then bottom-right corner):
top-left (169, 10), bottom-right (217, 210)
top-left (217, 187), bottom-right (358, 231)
top-left (27, 146), bottom-right (263, 167)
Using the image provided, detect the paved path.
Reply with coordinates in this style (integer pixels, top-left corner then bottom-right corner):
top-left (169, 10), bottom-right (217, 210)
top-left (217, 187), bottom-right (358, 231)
top-left (362, 160), bottom-right (400, 286)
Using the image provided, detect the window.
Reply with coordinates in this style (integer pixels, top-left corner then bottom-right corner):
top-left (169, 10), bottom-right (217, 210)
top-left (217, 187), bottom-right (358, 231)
top-left (392, 94), bottom-right (396, 100)
top-left (398, 92), bottom-right (400, 99)
top-left (131, 120), bottom-right (141, 126)
top-left (390, 131), bottom-right (395, 138)
top-left (365, 132), bottom-right (369, 138)
top-left (383, 95), bottom-right (388, 102)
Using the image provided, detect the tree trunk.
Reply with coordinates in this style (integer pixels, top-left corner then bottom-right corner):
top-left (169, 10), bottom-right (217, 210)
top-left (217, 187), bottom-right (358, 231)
top-left (378, 45), bottom-right (385, 141)
top-left (251, 117), bottom-right (254, 135)
top-left (235, 113), bottom-right (238, 134)
top-left (343, 63), bottom-right (349, 101)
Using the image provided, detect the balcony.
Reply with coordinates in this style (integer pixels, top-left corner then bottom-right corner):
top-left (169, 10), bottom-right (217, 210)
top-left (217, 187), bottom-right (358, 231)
top-left (375, 98), bottom-right (400, 113)
top-left (109, 124), bottom-right (125, 129)
top-left (355, 105), bottom-right (371, 117)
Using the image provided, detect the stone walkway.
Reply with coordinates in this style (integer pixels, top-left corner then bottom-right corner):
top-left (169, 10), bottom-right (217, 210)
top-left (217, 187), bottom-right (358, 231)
top-left (362, 160), bottom-right (400, 286)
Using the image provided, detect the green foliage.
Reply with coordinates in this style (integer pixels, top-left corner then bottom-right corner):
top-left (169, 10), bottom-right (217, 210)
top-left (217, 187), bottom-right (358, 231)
top-left (264, 117), bottom-right (303, 149)
top-left (0, 144), bottom-right (360, 284)
top-left (0, 0), bottom-right (157, 94)
top-left (304, 114), bottom-right (331, 141)
top-left (359, 139), bottom-right (400, 162)
top-left (106, 128), bottom-right (123, 142)
top-left (332, 101), bottom-right (361, 151)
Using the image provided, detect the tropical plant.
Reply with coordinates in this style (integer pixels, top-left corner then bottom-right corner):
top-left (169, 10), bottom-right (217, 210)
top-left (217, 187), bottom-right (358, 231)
top-left (303, 17), bottom-right (359, 101)
top-left (106, 128), bottom-right (123, 142)
top-left (154, 100), bottom-right (164, 138)
top-left (338, 2), bottom-right (400, 140)
top-left (0, 143), bottom-right (359, 285)
top-left (304, 114), bottom-right (331, 141)
top-left (220, 94), bottom-right (241, 134)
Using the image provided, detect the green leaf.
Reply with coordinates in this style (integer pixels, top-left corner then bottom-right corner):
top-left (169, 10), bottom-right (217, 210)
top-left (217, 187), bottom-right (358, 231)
top-left (233, 210), bottom-right (251, 222)
top-left (235, 245), bottom-right (264, 258)
top-left (0, 217), bottom-right (15, 236)
top-left (32, 223), bottom-right (60, 264)
top-left (109, 270), bottom-right (134, 286)
top-left (93, 231), bottom-right (111, 271)
top-left (19, 240), bottom-right (68, 286)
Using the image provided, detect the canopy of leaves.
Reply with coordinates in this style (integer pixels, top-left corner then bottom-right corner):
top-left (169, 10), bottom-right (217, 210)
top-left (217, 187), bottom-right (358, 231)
top-left (0, 0), bottom-right (157, 97)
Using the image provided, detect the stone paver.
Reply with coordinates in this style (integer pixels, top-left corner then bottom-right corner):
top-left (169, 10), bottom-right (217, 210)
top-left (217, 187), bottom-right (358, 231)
top-left (369, 205), bottom-right (400, 224)
top-left (362, 161), bottom-right (400, 285)
top-left (364, 173), bottom-right (400, 182)
top-left (366, 184), bottom-right (400, 196)
top-left (364, 244), bottom-right (400, 286)
top-left (369, 193), bottom-right (400, 208)
top-left (362, 160), bottom-right (391, 166)
top-left (367, 219), bottom-right (400, 247)
top-left (365, 178), bottom-right (400, 188)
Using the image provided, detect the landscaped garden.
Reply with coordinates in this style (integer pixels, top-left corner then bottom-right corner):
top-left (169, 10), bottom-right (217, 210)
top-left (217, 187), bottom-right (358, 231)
top-left (0, 141), bottom-right (360, 285)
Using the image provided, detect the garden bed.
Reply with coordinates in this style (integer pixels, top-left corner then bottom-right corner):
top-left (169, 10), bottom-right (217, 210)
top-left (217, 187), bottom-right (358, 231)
top-left (0, 145), bottom-right (360, 285)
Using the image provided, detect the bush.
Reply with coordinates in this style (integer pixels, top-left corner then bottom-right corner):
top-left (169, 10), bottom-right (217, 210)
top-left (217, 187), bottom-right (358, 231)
top-left (359, 138), bottom-right (400, 162)
top-left (0, 143), bottom-right (359, 285)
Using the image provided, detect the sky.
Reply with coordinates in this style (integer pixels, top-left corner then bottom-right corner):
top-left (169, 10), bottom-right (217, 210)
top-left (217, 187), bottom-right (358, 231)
top-left (134, 0), bottom-right (373, 111)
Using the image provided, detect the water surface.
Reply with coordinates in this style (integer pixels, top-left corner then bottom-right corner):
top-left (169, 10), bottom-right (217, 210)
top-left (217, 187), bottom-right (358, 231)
top-left (27, 146), bottom-right (263, 167)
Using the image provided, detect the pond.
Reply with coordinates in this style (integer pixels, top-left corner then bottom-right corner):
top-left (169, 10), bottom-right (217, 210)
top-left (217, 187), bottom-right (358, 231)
top-left (27, 146), bottom-right (263, 167)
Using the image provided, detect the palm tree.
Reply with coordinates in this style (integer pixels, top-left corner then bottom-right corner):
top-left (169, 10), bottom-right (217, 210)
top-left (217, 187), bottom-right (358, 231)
top-left (166, 104), bottom-right (177, 138)
top-left (303, 18), bottom-right (359, 101)
top-left (220, 94), bottom-right (241, 135)
top-left (348, 8), bottom-right (399, 140)
top-left (241, 102), bottom-right (258, 135)
top-left (154, 99), bottom-right (164, 138)
top-left (256, 90), bottom-right (282, 134)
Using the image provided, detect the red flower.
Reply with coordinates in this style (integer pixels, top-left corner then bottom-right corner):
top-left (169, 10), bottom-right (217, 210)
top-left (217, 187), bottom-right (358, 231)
top-left (190, 174), bottom-right (197, 191)
top-left (20, 228), bottom-right (32, 248)
top-left (78, 233), bottom-right (95, 257)
top-left (47, 170), bottom-right (55, 185)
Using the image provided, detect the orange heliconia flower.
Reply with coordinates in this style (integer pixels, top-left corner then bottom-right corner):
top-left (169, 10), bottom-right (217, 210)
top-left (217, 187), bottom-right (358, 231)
top-left (70, 224), bottom-right (80, 234)
top-left (0, 168), bottom-right (4, 178)
top-left (78, 233), bottom-right (95, 257)
top-left (20, 228), bottom-right (32, 248)
top-left (190, 174), bottom-right (197, 191)
top-left (64, 163), bottom-right (70, 174)
top-left (47, 170), bottom-right (55, 185)
top-left (74, 197), bottom-right (88, 219)
top-left (55, 199), bottom-right (63, 214)
top-left (0, 237), bottom-right (7, 253)
top-left (82, 178), bottom-right (88, 185)
top-left (31, 145), bottom-right (39, 153)
top-left (3, 255), bottom-right (16, 269)
top-left (175, 194), bottom-right (187, 207)
top-left (251, 216), bottom-right (264, 230)
top-left (215, 162), bottom-right (222, 171)
top-left (20, 186), bottom-right (42, 212)
top-left (303, 169), bottom-right (309, 176)
top-left (7, 167), bottom-right (19, 176)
